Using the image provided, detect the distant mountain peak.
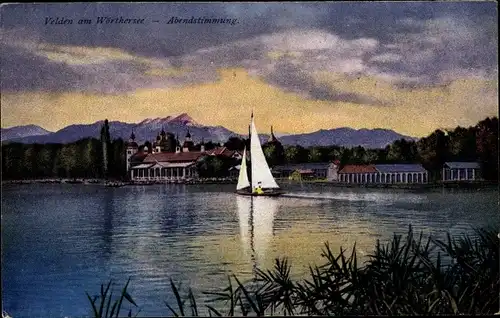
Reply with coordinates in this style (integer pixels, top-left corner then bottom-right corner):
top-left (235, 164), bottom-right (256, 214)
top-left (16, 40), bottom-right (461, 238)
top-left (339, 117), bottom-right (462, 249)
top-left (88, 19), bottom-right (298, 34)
top-left (170, 113), bottom-right (200, 126)
top-left (1, 124), bottom-right (52, 141)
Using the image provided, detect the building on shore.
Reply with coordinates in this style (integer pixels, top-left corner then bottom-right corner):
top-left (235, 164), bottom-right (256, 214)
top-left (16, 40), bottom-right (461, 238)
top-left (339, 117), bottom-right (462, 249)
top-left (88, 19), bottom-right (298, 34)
top-left (338, 164), bottom-right (429, 184)
top-left (442, 162), bottom-right (481, 182)
top-left (126, 129), bottom-right (241, 181)
top-left (272, 161), bottom-right (340, 181)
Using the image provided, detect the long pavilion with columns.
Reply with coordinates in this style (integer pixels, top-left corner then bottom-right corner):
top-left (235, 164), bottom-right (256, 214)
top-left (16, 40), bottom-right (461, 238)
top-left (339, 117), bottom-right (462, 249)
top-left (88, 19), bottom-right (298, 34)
top-left (338, 164), bottom-right (429, 184)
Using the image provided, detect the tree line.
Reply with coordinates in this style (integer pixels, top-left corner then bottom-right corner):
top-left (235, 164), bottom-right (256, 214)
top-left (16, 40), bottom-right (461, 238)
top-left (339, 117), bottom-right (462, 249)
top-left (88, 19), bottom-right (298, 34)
top-left (1, 117), bottom-right (497, 181)
top-left (222, 116), bottom-right (498, 181)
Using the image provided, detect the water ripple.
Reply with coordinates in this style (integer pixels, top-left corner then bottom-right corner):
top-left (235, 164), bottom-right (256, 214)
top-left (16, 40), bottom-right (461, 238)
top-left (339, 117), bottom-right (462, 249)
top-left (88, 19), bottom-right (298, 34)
top-left (1, 184), bottom-right (497, 317)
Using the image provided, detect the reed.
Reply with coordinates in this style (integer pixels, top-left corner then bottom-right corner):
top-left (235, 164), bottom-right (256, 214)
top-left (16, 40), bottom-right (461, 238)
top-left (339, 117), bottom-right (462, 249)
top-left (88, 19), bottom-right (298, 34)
top-left (87, 226), bottom-right (499, 316)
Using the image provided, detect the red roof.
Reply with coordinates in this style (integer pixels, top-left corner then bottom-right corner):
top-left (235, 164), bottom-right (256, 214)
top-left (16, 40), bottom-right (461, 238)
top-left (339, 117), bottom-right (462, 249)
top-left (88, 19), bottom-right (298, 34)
top-left (204, 147), bottom-right (240, 157)
top-left (130, 152), bottom-right (148, 163)
top-left (339, 164), bottom-right (378, 173)
top-left (143, 151), bottom-right (205, 163)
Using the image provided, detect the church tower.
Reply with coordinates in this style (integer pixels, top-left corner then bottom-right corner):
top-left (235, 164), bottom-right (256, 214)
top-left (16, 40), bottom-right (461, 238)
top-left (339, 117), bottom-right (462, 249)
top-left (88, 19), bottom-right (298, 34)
top-left (182, 129), bottom-right (194, 152)
top-left (268, 126), bottom-right (278, 143)
top-left (200, 137), bottom-right (205, 152)
top-left (125, 131), bottom-right (139, 173)
top-left (175, 134), bottom-right (181, 153)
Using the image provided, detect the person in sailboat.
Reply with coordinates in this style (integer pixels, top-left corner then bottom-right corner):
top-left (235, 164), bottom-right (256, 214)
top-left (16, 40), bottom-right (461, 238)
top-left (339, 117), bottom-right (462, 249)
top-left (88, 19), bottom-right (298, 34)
top-left (254, 181), bottom-right (264, 195)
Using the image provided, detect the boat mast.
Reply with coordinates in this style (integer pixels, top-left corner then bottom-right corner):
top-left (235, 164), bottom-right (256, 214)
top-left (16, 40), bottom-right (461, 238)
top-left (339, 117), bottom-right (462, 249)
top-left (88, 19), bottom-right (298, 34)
top-left (248, 112), bottom-right (252, 188)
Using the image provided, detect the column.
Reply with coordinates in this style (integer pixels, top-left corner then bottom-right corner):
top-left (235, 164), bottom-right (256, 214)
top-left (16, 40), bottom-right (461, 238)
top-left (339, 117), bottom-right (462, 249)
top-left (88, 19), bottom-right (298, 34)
top-left (442, 167), bottom-right (445, 182)
top-left (472, 169), bottom-right (475, 180)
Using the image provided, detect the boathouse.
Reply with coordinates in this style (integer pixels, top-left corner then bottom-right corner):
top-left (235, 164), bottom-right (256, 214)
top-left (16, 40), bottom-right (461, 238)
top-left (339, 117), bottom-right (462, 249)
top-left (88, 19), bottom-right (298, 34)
top-left (442, 162), bottom-right (481, 182)
top-left (272, 161), bottom-right (340, 181)
top-left (338, 164), bottom-right (429, 184)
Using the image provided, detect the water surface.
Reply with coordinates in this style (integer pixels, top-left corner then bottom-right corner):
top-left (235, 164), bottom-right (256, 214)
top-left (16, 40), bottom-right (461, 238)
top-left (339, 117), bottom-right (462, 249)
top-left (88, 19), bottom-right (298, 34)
top-left (2, 183), bottom-right (498, 317)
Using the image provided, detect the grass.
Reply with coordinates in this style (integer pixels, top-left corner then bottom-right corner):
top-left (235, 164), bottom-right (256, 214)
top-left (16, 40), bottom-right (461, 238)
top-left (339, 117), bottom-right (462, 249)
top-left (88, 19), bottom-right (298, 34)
top-left (87, 226), bottom-right (499, 316)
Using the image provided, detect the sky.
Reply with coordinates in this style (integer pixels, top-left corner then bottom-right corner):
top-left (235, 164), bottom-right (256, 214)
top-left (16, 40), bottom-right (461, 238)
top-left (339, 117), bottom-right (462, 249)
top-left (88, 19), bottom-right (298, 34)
top-left (0, 2), bottom-right (498, 137)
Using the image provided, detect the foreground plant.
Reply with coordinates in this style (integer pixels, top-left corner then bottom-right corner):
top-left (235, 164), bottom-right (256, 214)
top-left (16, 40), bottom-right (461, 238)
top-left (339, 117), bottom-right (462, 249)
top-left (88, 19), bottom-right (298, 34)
top-left (89, 226), bottom-right (499, 316)
top-left (86, 277), bottom-right (139, 318)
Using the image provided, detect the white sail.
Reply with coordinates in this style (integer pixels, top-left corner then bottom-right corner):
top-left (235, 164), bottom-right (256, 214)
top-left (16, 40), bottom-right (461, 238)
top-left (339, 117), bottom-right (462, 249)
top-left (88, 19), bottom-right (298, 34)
top-left (252, 196), bottom-right (278, 265)
top-left (236, 147), bottom-right (251, 190)
top-left (250, 116), bottom-right (280, 189)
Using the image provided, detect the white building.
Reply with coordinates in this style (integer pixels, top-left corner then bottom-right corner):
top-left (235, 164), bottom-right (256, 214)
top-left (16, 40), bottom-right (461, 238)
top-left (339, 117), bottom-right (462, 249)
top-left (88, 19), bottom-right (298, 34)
top-left (338, 164), bottom-right (429, 184)
top-left (442, 162), bottom-right (481, 182)
top-left (272, 161), bottom-right (340, 181)
top-left (125, 130), bottom-right (243, 181)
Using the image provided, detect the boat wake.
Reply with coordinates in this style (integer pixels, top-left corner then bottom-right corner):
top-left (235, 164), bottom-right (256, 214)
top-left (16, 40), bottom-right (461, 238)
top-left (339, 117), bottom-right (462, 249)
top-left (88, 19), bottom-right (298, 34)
top-left (282, 192), bottom-right (426, 204)
top-left (282, 193), bottom-right (339, 200)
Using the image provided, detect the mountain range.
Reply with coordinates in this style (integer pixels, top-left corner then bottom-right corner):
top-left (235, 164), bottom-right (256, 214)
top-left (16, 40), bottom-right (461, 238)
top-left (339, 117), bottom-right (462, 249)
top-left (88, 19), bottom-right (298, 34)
top-left (1, 113), bottom-right (417, 148)
top-left (1, 125), bottom-right (51, 141)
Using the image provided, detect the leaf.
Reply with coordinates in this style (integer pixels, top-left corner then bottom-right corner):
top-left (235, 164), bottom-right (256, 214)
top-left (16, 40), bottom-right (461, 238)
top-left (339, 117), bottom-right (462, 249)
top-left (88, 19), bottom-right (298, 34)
top-left (86, 292), bottom-right (99, 318)
top-left (115, 277), bottom-right (132, 318)
top-left (233, 275), bottom-right (260, 315)
top-left (105, 290), bottom-right (114, 318)
top-left (170, 278), bottom-right (185, 316)
top-left (123, 291), bottom-right (138, 307)
top-left (99, 281), bottom-right (113, 318)
top-left (205, 305), bottom-right (222, 317)
top-left (165, 301), bottom-right (180, 317)
top-left (188, 289), bottom-right (199, 316)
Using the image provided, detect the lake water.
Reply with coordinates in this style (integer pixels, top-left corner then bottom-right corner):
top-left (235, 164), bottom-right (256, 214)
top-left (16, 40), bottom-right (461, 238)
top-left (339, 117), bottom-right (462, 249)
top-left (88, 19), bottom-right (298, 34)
top-left (1, 183), bottom-right (498, 317)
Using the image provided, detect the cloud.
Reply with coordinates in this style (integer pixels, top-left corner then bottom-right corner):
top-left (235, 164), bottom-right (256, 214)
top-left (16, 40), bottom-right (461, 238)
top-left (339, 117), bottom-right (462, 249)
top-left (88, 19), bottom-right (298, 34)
top-left (367, 15), bottom-right (498, 88)
top-left (263, 59), bottom-right (386, 105)
top-left (177, 29), bottom-right (383, 104)
top-left (0, 3), bottom-right (497, 101)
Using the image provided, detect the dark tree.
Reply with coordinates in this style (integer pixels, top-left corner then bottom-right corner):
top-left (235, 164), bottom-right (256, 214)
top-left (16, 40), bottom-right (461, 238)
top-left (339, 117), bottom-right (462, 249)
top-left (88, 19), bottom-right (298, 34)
top-left (224, 137), bottom-right (246, 151)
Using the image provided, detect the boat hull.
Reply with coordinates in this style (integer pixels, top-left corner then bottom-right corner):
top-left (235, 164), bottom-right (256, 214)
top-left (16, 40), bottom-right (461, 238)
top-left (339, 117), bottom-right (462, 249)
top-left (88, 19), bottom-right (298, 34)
top-left (235, 189), bottom-right (285, 197)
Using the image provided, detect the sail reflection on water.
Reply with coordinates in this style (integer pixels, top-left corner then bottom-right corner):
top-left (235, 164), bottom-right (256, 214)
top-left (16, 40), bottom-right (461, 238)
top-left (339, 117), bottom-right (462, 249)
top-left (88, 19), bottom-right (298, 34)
top-left (236, 196), bottom-right (279, 268)
top-left (236, 196), bottom-right (252, 256)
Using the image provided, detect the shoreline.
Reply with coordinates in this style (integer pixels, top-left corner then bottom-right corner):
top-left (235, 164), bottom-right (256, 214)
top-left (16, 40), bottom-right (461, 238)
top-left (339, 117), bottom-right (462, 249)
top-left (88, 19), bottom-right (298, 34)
top-left (1, 178), bottom-right (497, 189)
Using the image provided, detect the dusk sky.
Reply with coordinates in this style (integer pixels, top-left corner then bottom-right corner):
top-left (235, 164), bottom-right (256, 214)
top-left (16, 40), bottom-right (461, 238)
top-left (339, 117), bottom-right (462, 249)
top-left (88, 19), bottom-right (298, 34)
top-left (1, 2), bottom-right (498, 137)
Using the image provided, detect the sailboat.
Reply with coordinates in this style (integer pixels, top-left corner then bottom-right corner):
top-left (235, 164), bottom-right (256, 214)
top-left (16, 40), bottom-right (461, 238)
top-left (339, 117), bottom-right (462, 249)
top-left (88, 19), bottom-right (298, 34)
top-left (236, 113), bottom-right (284, 196)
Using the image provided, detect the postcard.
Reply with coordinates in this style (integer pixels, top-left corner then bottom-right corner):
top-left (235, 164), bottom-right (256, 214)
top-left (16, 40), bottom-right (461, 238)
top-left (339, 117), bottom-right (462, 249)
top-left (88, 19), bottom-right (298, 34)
top-left (1, 2), bottom-right (498, 317)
